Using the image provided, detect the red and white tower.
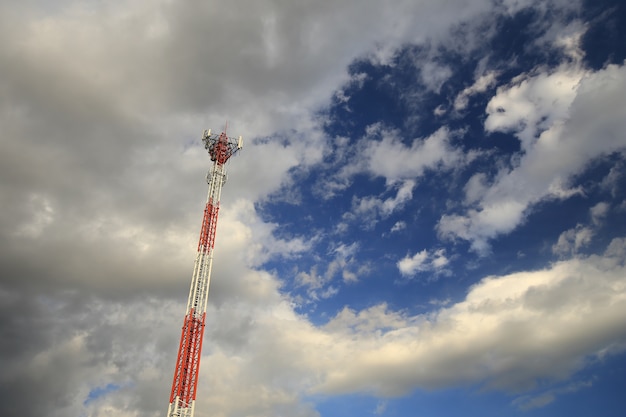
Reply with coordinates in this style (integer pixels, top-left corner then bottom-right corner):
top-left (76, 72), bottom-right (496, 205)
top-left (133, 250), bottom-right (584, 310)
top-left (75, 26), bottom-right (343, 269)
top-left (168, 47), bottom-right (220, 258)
top-left (167, 128), bottom-right (243, 417)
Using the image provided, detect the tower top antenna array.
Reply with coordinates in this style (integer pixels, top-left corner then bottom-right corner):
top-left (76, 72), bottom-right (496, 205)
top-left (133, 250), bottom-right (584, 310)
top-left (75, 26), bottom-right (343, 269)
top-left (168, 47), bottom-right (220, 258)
top-left (201, 129), bottom-right (243, 165)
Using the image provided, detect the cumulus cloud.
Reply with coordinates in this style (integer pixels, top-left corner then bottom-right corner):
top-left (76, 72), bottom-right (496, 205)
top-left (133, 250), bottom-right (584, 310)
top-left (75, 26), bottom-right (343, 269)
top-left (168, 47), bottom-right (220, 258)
top-left (484, 64), bottom-right (583, 150)
top-left (397, 248), bottom-right (450, 278)
top-left (552, 224), bottom-right (594, 256)
top-left (189, 234), bottom-right (625, 410)
top-left (312, 239), bottom-right (626, 396)
top-left (364, 125), bottom-right (465, 183)
top-left (552, 201), bottom-right (614, 256)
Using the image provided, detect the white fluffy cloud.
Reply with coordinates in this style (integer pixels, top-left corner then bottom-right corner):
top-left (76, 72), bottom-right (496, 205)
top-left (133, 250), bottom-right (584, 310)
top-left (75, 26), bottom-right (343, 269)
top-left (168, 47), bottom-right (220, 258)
top-left (484, 65), bottom-right (583, 150)
top-left (364, 125), bottom-right (465, 183)
top-left (317, 238), bottom-right (626, 396)
top-left (397, 248), bottom-right (450, 277)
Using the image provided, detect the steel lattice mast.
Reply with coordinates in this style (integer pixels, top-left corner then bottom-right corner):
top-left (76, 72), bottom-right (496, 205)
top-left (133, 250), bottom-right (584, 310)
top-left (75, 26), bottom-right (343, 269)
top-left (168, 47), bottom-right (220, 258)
top-left (167, 128), bottom-right (242, 417)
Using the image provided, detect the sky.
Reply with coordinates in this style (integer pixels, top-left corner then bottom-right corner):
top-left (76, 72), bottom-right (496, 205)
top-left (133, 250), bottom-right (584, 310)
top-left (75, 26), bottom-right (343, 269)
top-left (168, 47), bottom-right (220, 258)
top-left (1, 0), bottom-right (626, 416)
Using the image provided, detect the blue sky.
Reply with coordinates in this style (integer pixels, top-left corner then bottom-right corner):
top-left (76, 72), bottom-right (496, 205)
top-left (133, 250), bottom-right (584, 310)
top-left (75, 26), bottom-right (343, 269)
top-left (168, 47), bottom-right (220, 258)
top-left (1, 1), bottom-right (625, 417)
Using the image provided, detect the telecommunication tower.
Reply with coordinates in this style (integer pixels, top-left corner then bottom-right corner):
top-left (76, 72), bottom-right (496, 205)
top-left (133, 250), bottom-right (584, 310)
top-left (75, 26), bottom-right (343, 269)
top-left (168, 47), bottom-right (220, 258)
top-left (167, 128), bottom-right (243, 417)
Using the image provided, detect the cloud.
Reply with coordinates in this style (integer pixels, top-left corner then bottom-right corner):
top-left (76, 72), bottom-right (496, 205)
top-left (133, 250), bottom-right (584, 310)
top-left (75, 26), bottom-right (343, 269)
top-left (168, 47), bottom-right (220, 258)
top-left (0, 293), bottom-right (181, 417)
top-left (484, 64), bottom-right (583, 150)
top-left (12, 202), bottom-right (623, 417)
top-left (314, 239), bottom-right (626, 396)
top-left (552, 201), bottom-right (613, 256)
top-left (454, 71), bottom-right (499, 111)
top-left (600, 159), bottom-right (626, 197)
top-left (590, 201), bottom-right (610, 225)
top-left (512, 392), bottom-right (556, 410)
top-left (315, 124), bottom-right (466, 202)
top-left (223, 199), bottom-right (314, 267)
top-left (374, 400), bottom-right (388, 415)
top-left (160, 231), bottom-right (623, 417)
top-left (340, 179), bottom-right (416, 230)
top-left (364, 125), bottom-right (465, 183)
top-left (439, 59), bottom-right (626, 253)
top-left (552, 225), bottom-right (594, 256)
top-left (420, 62), bottom-right (453, 94)
top-left (326, 124), bottom-right (468, 232)
top-left (512, 379), bottom-right (594, 411)
top-left (398, 250), bottom-right (429, 275)
top-left (397, 248), bottom-right (450, 278)
top-left (294, 242), bottom-right (363, 301)
top-left (0, 0), bottom-right (513, 139)
top-left (390, 221), bottom-right (407, 233)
